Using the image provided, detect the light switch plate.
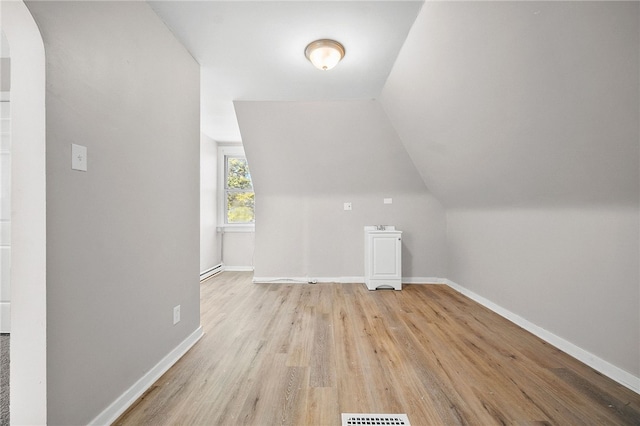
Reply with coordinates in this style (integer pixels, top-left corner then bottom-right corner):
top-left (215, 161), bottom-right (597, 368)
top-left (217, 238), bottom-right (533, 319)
top-left (173, 305), bottom-right (181, 325)
top-left (71, 144), bottom-right (87, 171)
top-left (384, 198), bottom-right (393, 204)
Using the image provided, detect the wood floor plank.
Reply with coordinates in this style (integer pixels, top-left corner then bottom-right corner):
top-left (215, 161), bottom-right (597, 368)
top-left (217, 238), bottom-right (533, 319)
top-left (286, 305), bottom-right (316, 368)
top-left (331, 286), bottom-right (373, 415)
top-left (309, 312), bottom-right (335, 388)
top-left (115, 272), bottom-right (640, 426)
top-left (302, 386), bottom-right (339, 426)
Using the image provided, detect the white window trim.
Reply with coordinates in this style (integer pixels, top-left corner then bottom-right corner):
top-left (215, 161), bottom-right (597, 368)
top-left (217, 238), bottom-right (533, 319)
top-left (217, 144), bottom-right (255, 231)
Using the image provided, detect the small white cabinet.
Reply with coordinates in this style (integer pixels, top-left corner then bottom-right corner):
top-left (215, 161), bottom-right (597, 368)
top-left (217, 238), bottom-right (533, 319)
top-left (364, 226), bottom-right (402, 290)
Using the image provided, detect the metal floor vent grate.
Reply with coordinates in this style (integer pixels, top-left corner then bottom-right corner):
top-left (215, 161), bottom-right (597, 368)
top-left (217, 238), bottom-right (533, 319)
top-left (341, 413), bottom-right (411, 426)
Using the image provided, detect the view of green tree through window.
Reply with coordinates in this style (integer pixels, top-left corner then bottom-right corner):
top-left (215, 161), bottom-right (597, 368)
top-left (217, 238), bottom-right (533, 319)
top-left (225, 156), bottom-right (254, 224)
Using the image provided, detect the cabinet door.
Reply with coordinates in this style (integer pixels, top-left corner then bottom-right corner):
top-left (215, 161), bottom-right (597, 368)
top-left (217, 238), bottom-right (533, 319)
top-left (370, 234), bottom-right (401, 279)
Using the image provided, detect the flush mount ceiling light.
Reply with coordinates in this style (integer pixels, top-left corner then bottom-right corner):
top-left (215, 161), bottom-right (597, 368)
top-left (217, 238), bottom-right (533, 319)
top-left (305, 39), bottom-right (345, 71)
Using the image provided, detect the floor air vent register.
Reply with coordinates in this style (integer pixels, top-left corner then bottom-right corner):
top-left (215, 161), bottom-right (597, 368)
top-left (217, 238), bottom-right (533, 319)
top-left (341, 413), bottom-right (411, 426)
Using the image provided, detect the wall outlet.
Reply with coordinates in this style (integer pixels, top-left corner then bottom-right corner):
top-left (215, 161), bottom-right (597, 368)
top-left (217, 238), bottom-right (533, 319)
top-left (173, 305), bottom-right (181, 325)
top-left (344, 202), bottom-right (352, 211)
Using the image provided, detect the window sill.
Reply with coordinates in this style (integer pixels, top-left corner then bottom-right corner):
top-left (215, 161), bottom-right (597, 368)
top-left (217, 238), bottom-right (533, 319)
top-left (217, 225), bottom-right (255, 233)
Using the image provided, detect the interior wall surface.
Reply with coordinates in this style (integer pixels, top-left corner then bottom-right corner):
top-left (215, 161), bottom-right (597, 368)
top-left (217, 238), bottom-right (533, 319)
top-left (0, 59), bottom-right (9, 91)
top-left (222, 231), bottom-right (255, 270)
top-left (254, 192), bottom-right (445, 280)
top-left (25, 1), bottom-right (201, 424)
top-left (200, 133), bottom-right (221, 273)
top-left (235, 100), bottom-right (447, 280)
top-left (447, 207), bottom-right (640, 378)
top-left (381, 1), bottom-right (639, 209)
top-left (0, 33), bottom-right (11, 334)
top-left (381, 1), bottom-right (639, 383)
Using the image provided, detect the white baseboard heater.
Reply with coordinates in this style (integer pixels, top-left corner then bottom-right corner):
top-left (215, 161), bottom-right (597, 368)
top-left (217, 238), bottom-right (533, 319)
top-left (200, 263), bottom-right (223, 281)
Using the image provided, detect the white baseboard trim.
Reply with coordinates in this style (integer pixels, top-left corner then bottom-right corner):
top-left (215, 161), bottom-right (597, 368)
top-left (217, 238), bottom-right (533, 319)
top-left (253, 276), bottom-right (365, 284)
top-left (252, 277), bottom-right (305, 284)
top-left (224, 266), bottom-right (254, 272)
top-left (402, 277), bottom-right (447, 284)
top-left (445, 279), bottom-right (640, 394)
top-left (200, 263), bottom-right (223, 281)
top-left (325, 276), bottom-right (364, 284)
top-left (89, 326), bottom-right (204, 426)
top-left (252, 276), bottom-right (448, 285)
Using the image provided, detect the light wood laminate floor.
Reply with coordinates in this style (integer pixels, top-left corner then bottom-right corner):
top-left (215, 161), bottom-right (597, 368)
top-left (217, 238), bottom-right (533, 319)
top-left (116, 272), bottom-right (640, 425)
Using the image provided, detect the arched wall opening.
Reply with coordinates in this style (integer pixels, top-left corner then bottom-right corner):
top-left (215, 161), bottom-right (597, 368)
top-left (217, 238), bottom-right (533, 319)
top-left (1, 1), bottom-right (47, 423)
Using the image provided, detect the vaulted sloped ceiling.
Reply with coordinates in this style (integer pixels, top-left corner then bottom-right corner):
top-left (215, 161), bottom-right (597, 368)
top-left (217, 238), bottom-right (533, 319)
top-left (381, 1), bottom-right (639, 209)
top-left (148, 0), bottom-right (423, 142)
top-left (151, 0), bottom-right (639, 209)
top-left (235, 100), bottom-right (428, 197)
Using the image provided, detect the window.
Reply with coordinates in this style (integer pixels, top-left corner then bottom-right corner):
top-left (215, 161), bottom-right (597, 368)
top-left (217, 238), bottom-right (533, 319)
top-left (225, 156), bottom-right (254, 224)
top-left (218, 145), bottom-right (255, 227)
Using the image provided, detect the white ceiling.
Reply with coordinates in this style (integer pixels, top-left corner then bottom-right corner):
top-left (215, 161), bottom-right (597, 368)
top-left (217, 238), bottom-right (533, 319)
top-left (148, 0), bottom-right (423, 141)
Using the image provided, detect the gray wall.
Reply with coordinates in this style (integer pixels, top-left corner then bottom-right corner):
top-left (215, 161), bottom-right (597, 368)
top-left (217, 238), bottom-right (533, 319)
top-left (235, 100), bottom-right (447, 279)
top-left (0, 58), bottom-right (9, 92)
top-left (1, 32), bottom-right (10, 332)
top-left (1, 31), bottom-right (9, 91)
top-left (222, 231), bottom-right (255, 270)
top-left (382, 1), bottom-right (639, 209)
top-left (447, 207), bottom-right (639, 376)
top-left (26, 2), bottom-right (201, 424)
top-left (381, 2), bottom-right (639, 377)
